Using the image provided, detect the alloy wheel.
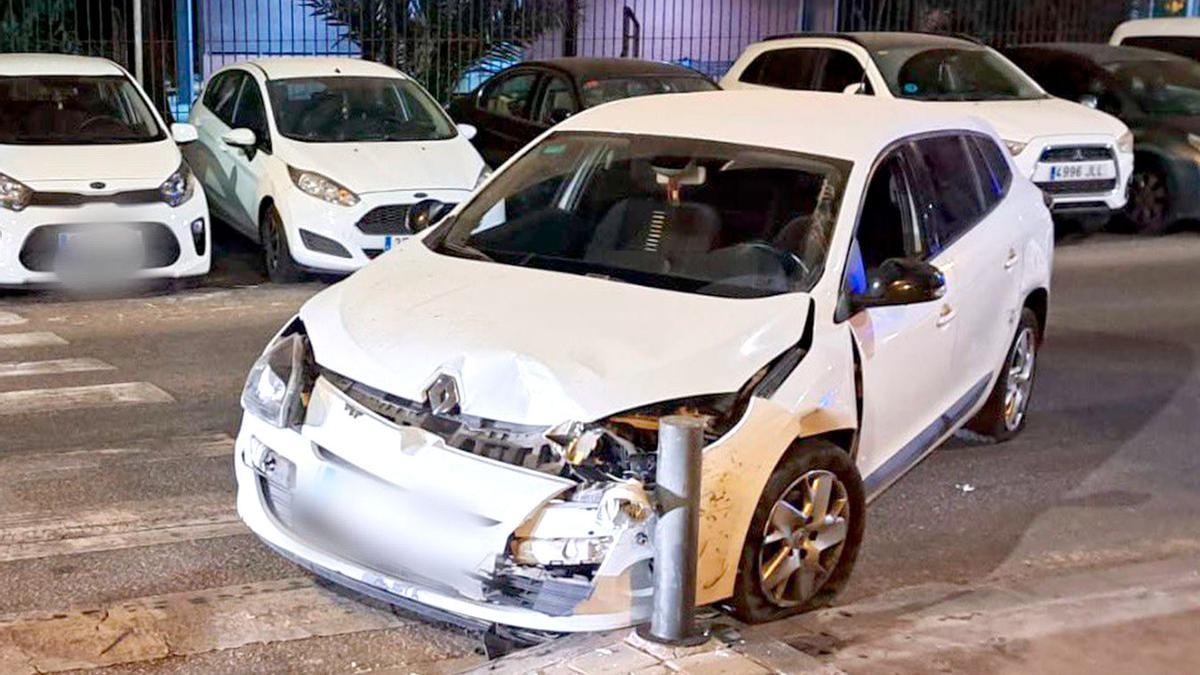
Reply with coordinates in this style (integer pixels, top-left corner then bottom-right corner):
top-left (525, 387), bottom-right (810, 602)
top-left (1127, 171), bottom-right (1167, 233)
top-left (758, 470), bottom-right (849, 607)
top-left (1004, 327), bottom-right (1036, 431)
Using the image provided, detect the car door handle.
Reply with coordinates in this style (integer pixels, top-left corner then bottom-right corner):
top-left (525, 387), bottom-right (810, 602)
top-left (1004, 248), bottom-right (1019, 270)
top-left (937, 303), bottom-right (957, 328)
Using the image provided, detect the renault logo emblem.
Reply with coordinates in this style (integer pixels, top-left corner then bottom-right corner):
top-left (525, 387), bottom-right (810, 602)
top-left (425, 373), bottom-right (460, 415)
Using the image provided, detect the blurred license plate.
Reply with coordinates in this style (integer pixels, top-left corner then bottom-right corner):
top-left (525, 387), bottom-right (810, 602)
top-left (384, 234), bottom-right (408, 251)
top-left (1046, 161), bottom-right (1115, 181)
top-left (57, 226), bottom-right (143, 255)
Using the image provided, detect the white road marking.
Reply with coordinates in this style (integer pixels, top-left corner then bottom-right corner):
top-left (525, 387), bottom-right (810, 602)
top-left (0, 493), bottom-right (241, 563)
top-left (0, 382), bottom-right (173, 415)
top-left (0, 357), bottom-right (114, 379)
top-left (0, 311), bottom-right (27, 326)
top-left (0, 577), bottom-right (416, 673)
top-left (0, 332), bottom-right (67, 349)
top-left (0, 433), bottom-right (232, 476)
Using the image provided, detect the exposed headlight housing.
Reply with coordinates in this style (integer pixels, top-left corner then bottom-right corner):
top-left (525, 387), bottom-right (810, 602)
top-left (159, 161), bottom-right (195, 207)
top-left (241, 318), bottom-right (312, 428)
top-left (1118, 130), bottom-right (1135, 154)
top-left (288, 166), bottom-right (359, 207)
top-left (0, 172), bottom-right (32, 212)
top-left (1003, 139), bottom-right (1028, 156)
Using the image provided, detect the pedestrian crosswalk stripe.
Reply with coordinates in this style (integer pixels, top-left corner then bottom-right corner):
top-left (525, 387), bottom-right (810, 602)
top-left (0, 332), bottom-right (67, 349)
top-left (0, 357), bottom-right (114, 379)
top-left (0, 577), bottom-right (424, 673)
top-left (0, 493), bottom-right (239, 563)
top-left (0, 433), bottom-right (232, 476)
top-left (0, 311), bottom-right (27, 327)
top-left (0, 382), bottom-right (173, 415)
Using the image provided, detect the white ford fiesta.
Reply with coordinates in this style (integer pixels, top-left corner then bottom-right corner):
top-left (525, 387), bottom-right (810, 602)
top-left (0, 54), bottom-right (210, 286)
top-left (187, 58), bottom-right (487, 282)
top-left (235, 91), bottom-right (1053, 632)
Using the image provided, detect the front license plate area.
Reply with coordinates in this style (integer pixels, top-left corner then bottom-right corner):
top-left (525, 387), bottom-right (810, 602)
top-left (1043, 161), bottom-right (1116, 182)
top-left (55, 225), bottom-right (146, 281)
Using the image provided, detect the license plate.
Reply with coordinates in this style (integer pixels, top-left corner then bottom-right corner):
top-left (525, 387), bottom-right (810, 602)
top-left (384, 234), bottom-right (408, 251)
top-left (1044, 161), bottom-right (1115, 182)
top-left (57, 226), bottom-right (143, 254)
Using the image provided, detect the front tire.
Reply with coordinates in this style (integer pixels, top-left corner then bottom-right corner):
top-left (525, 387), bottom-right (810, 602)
top-left (729, 440), bottom-right (865, 623)
top-left (965, 308), bottom-right (1040, 442)
top-left (1126, 164), bottom-right (1170, 235)
top-left (261, 206), bottom-right (303, 284)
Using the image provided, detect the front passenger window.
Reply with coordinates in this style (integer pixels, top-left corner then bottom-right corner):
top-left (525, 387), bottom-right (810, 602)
top-left (231, 79), bottom-right (270, 152)
top-left (484, 73), bottom-right (538, 120)
top-left (847, 153), bottom-right (921, 294)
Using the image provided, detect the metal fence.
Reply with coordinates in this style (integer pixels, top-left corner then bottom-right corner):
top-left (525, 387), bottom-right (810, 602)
top-left (1, 0), bottom-right (1142, 121)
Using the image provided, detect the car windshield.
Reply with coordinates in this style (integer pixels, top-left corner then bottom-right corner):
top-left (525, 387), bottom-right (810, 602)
top-left (0, 75), bottom-right (163, 145)
top-left (1106, 59), bottom-right (1200, 115)
top-left (873, 46), bottom-right (1047, 101)
top-left (579, 75), bottom-right (718, 107)
top-left (428, 132), bottom-right (850, 298)
top-left (267, 76), bottom-right (456, 142)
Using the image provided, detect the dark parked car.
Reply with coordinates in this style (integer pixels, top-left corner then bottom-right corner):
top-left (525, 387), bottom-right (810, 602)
top-left (447, 57), bottom-right (718, 167)
top-left (1007, 43), bottom-right (1200, 233)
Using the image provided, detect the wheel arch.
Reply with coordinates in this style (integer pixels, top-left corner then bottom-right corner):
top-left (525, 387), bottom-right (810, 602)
top-left (1023, 287), bottom-right (1049, 345)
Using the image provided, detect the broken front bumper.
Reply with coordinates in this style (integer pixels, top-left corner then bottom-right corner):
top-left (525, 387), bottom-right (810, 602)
top-left (233, 379), bottom-right (656, 632)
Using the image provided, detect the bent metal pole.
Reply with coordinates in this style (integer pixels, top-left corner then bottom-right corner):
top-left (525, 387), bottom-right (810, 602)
top-left (639, 415), bottom-right (708, 645)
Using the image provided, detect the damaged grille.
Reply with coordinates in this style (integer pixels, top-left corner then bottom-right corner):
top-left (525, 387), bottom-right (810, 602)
top-left (320, 369), bottom-right (562, 472)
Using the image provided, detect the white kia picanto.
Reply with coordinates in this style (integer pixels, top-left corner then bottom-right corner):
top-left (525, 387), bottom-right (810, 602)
top-left (0, 54), bottom-right (210, 287)
top-left (187, 58), bottom-right (487, 282)
top-left (234, 90), bottom-right (1053, 633)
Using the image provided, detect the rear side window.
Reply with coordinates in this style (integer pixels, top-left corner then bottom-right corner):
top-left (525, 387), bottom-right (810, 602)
top-left (910, 135), bottom-right (986, 248)
top-left (968, 135), bottom-right (1012, 207)
top-left (1120, 35), bottom-right (1200, 61)
top-left (741, 48), bottom-right (824, 90)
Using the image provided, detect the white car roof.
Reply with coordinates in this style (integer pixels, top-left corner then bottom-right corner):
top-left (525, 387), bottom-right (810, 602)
top-left (555, 90), bottom-right (997, 161)
top-left (232, 57), bottom-right (408, 80)
top-left (0, 53), bottom-right (127, 77)
top-left (1112, 17), bottom-right (1200, 42)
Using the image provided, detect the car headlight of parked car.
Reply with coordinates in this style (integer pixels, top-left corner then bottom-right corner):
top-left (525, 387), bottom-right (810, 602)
top-left (0, 172), bottom-right (33, 211)
top-left (241, 318), bottom-right (313, 428)
top-left (159, 161), bottom-right (195, 207)
top-left (288, 166), bottom-right (360, 206)
top-left (1003, 139), bottom-right (1028, 156)
top-left (1118, 130), bottom-right (1134, 154)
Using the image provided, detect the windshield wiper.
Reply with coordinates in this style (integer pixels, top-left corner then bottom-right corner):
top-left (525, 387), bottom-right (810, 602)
top-left (439, 240), bottom-right (494, 263)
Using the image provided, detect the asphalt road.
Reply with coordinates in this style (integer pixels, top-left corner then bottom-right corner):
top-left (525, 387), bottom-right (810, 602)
top-left (1, 224), bottom-right (1198, 673)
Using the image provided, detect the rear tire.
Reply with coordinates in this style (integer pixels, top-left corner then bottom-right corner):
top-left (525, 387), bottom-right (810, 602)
top-left (261, 206), bottom-right (303, 284)
top-left (729, 440), bottom-right (865, 623)
top-left (965, 308), bottom-right (1040, 442)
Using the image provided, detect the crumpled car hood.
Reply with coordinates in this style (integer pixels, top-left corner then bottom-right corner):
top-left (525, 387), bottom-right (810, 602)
top-left (300, 241), bottom-right (808, 426)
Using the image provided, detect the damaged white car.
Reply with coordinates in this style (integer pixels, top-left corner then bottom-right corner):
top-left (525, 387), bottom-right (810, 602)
top-left (235, 90), bottom-right (1053, 633)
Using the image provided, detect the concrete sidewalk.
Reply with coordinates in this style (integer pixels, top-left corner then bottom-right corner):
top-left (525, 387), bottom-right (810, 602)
top-left (469, 553), bottom-right (1200, 674)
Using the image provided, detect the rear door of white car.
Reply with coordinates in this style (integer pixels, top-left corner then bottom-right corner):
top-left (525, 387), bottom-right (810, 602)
top-left (908, 133), bottom-right (1021, 412)
top-left (843, 144), bottom-right (958, 492)
top-left (723, 44), bottom-right (874, 94)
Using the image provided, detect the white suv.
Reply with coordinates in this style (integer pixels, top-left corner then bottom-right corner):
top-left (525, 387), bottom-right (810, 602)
top-left (234, 91), bottom-right (1052, 632)
top-left (722, 32), bottom-right (1134, 222)
top-left (0, 54), bottom-right (210, 286)
top-left (187, 58), bottom-right (487, 282)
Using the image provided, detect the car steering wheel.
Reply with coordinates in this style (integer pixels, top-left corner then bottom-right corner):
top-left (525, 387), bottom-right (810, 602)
top-left (728, 240), bottom-right (809, 279)
top-left (80, 115), bottom-right (124, 132)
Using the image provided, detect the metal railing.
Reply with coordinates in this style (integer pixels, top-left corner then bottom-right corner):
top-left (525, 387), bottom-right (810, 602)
top-left (1, 0), bottom-right (1139, 121)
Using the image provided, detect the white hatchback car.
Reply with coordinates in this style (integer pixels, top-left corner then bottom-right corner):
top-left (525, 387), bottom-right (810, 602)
top-left (721, 33), bottom-right (1134, 222)
top-left (187, 58), bottom-right (487, 282)
top-left (1111, 17), bottom-right (1200, 60)
top-left (235, 91), bottom-right (1052, 632)
top-left (0, 54), bottom-right (209, 286)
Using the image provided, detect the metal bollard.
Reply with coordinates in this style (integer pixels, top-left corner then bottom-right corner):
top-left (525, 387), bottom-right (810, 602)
top-left (637, 415), bottom-right (709, 645)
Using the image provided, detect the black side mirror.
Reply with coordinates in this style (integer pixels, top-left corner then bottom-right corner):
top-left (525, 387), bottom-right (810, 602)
top-left (406, 199), bottom-right (450, 233)
top-left (849, 258), bottom-right (945, 313)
